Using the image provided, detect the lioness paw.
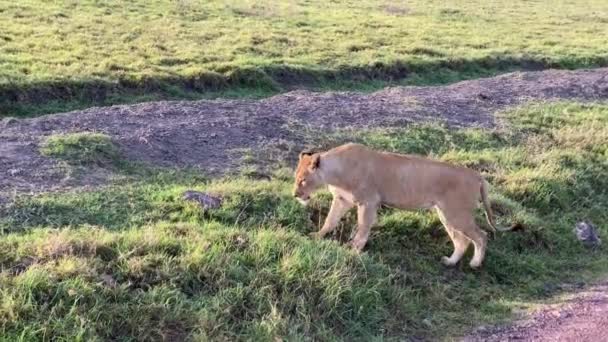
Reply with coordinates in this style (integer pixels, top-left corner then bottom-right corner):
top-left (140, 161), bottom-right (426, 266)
top-left (441, 256), bottom-right (457, 266)
top-left (349, 240), bottom-right (366, 253)
top-left (350, 245), bottom-right (364, 254)
top-left (469, 260), bottom-right (482, 269)
top-left (309, 232), bottom-right (322, 240)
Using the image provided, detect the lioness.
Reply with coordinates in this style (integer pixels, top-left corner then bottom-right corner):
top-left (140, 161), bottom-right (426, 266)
top-left (293, 143), bottom-right (510, 268)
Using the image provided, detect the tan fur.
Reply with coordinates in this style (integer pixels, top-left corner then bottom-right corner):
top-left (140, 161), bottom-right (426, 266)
top-left (293, 143), bottom-right (509, 268)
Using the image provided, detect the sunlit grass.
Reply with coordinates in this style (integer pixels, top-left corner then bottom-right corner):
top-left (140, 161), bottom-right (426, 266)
top-left (2, 0), bottom-right (608, 116)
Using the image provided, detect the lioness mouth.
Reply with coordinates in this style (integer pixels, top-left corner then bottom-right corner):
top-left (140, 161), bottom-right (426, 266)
top-left (296, 197), bottom-right (310, 206)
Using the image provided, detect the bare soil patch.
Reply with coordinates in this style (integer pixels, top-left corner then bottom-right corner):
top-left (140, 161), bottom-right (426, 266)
top-left (1, 68), bottom-right (607, 198)
top-left (464, 281), bottom-right (608, 342)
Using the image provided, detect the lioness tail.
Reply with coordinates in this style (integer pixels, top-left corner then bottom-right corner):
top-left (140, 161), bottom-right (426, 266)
top-left (480, 180), bottom-right (512, 232)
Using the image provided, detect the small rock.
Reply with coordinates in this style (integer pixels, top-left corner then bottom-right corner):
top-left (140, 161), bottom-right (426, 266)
top-left (182, 190), bottom-right (222, 210)
top-left (244, 170), bottom-right (272, 181)
top-left (8, 168), bottom-right (22, 176)
top-left (549, 309), bottom-right (562, 318)
top-left (477, 92), bottom-right (491, 100)
top-left (574, 221), bottom-right (601, 248)
top-left (1, 117), bottom-right (18, 128)
top-left (475, 325), bottom-right (489, 333)
top-left (231, 235), bottom-right (248, 249)
top-left (100, 274), bottom-right (118, 288)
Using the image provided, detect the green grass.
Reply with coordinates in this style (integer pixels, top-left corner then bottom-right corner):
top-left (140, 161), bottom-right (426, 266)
top-left (2, 0), bottom-right (608, 117)
top-left (1, 102), bottom-right (607, 340)
top-left (40, 132), bottom-right (121, 166)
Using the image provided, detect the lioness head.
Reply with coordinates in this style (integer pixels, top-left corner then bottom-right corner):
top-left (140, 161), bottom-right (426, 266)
top-left (293, 151), bottom-right (323, 205)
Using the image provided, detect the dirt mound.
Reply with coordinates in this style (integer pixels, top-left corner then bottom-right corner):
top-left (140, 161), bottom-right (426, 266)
top-left (1, 68), bottom-right (608, 197)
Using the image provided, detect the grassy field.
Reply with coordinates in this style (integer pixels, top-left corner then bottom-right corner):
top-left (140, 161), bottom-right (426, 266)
top-left (1, 102), bottom-right (607, 340)
top-left (2, 0), bottom-right (608, 339)
top-left (2, 0), bottom-right (608, 117)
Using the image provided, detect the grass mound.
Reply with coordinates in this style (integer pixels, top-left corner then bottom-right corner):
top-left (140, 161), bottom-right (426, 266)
top-left (1, 102), bottom-right (607, 340)
top-left (40, 132), bottom-right (120, 166)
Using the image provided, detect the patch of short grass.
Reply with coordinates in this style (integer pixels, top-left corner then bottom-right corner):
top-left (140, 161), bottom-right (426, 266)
top-left (355, 124), bottom-right (514, 156)
top-left (40, 132), bottom-right (120, 166)
top-left (0, 225), bottom-right (399, 341)
top-left (2, 0), bottom-right (608, 117)
top-left (1, 102), bottom-right (607, 340)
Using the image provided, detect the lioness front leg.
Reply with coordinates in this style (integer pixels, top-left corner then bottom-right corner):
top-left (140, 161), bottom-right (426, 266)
top-left (350, 203), bottom-right (378, 252)
top-left (311, 196), bottom-right (353, 239)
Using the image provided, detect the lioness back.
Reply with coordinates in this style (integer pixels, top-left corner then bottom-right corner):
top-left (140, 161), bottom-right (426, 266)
top-left (326, 143), bottom-right (483, 209)
top-left (329, 143), bottom-right (480, 182)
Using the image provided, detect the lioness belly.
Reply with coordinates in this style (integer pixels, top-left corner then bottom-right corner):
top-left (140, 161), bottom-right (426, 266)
top-left (377, 178), bottom-right (436, 210)
top-left (382, 198), bottom-right (435, 210)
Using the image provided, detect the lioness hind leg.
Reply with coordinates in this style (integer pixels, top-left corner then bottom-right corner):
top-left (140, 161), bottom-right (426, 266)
top-left (436, 206), bottom-right (487, 268)
top-left (436, 208), bottom-right (471, 266)
top-left (442, 229), bottom-right (471, 266)
top-left (465, 226), bottom-right (487, 269)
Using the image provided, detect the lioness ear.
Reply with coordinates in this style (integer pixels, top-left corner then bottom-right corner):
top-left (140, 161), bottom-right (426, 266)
top-left (310, 154), bottom-right (320, 170)
top-left (299, 150), bottom-right (314, 160)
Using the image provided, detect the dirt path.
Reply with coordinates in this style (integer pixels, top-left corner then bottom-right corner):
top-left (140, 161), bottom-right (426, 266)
top-left (463, 281), bottom-right (608, 342)
top-left (1, 68), bottom-right (608, 197)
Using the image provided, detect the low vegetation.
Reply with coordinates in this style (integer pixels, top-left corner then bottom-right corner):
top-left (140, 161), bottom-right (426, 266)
top-left (2, 0), bottom-right (608, 117)
top-left (1, 102), bottom-right (607, 340)
top-left (40, 132), bottom-right (120, 166)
